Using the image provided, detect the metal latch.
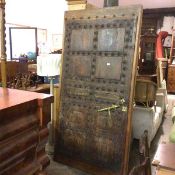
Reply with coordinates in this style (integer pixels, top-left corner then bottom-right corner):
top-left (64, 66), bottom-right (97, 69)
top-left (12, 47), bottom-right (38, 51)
top-left (97, 98), bottom-right (128, 114)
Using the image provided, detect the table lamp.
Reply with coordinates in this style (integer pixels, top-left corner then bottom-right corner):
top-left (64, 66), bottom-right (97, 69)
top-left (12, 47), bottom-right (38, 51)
top-left (37, 54), bottom-right (61, 154)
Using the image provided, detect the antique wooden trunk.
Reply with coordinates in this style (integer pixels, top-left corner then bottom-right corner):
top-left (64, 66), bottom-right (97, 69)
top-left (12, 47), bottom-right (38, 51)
top-left (0, 88), bottom-right (53, 175)
top-left (55, 5), bottom-right (142, 175)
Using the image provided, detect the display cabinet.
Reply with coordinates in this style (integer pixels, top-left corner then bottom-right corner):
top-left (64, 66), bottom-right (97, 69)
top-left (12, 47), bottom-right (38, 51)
top-left (138, 34), bottom-right (157, 75)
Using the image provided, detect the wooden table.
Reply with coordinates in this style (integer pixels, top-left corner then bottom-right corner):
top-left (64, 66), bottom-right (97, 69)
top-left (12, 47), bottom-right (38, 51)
top-left (152, 143), bottom-right (175, 175)
top-left (156, 169), bottom-right (175, 175)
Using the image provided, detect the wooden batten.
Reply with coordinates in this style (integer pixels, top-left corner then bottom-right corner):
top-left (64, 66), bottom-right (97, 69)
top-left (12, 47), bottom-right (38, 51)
top-left (67, 3), bottom-right (97, 11)
top-left (68, 4), bottom-right (86, 10)
top-left (0, 0), bottom-right (7, 87)
top-left (67, 0), bottom-right (87, 5)
top-left (66, 0), bottom-right (87, 10)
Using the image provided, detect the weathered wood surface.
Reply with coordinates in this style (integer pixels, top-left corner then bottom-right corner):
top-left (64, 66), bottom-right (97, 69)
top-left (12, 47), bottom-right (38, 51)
top-left (55, 5), bottom-right (143, 175)
top-left (0, 88), bottom-right (53, 175)
top-left (167, 64), bottom-right (175, 93)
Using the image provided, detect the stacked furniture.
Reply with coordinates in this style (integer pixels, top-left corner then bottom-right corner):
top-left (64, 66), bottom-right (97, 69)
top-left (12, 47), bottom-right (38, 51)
top-left (0, 88), bottom-right (53, 175)
top-left (132, 79), bottom-right (167, 146)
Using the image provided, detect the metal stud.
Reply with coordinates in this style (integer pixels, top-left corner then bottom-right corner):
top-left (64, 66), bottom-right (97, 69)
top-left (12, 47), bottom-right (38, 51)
top-left (123, 60), bottom-right (127, 64)
top-left (124, 44), bottom-right (128, 49)
top-left (93, 37), bottom-right (97, 42)
top-left (120, 90), bottom-right (124, 93)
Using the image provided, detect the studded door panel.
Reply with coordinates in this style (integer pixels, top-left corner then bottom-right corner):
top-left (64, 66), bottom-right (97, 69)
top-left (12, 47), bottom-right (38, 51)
top-left (55, 6), bottom-right (142, 175)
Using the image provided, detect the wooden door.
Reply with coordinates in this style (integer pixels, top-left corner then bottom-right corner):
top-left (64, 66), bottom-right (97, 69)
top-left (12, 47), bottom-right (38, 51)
top-left (55, 5), bottom-right (142, 175)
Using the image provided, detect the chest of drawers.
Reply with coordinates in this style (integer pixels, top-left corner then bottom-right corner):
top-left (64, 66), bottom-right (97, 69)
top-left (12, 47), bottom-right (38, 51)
top-left (0, 88), bottom-right (53, 175)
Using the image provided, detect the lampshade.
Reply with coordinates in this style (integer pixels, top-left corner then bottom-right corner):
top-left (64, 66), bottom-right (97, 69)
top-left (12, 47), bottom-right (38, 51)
top-left (37, 54), bottom-right (61, 76)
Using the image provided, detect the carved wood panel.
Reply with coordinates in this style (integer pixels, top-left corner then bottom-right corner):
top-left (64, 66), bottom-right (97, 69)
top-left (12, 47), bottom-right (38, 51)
top-left (55, 5), bottom-right (142, 175)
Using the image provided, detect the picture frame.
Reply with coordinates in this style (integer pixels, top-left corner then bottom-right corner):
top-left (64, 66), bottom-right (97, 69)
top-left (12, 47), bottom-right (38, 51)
top-left (52, 34), bottom-right (63, 50)
top-left (9, 27), bottom-right (38, 60)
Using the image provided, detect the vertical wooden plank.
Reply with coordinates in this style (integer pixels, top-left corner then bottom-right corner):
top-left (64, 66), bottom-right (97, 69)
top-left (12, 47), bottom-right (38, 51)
top-left (123, 5), bottom-right (143, 175)
top-left (0, 0), bottom-right (7, 87)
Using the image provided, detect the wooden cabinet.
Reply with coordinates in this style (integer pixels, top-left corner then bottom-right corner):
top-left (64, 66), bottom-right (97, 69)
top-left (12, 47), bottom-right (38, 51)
top-left (0, 61), bottom-right (28, 82)
top-left (138, 34), bottom-right (157, 75)
top-left (0, 88), bottom-right (53, 175)
top-left (167, 64), bottom-right (175, 93)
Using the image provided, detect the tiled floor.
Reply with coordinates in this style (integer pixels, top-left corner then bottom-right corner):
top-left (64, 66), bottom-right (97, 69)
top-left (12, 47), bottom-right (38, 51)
top-left (46, 95), bottom-right (175, 175)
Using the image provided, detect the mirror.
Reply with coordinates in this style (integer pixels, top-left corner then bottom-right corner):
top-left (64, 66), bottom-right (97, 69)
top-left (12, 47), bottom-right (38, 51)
top-left (9, 27), bottom-right (38, 61)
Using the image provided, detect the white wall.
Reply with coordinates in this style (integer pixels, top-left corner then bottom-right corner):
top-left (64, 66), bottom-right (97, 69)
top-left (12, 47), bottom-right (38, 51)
top-left (5, 0), bottom-right (67, 55)
top-left (4, 0), bottom-right (175, 57)
top-left (119, 0), bottom-right (175, 9)
top-left (5, 0), bottom-right (67, 32)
